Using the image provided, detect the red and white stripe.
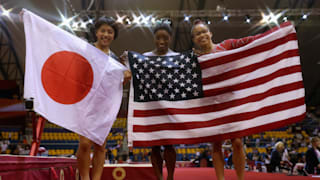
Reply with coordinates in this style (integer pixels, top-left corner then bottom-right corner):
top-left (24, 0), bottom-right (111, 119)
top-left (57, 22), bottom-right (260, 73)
top-left (128, 22), bottom-right (305, 147)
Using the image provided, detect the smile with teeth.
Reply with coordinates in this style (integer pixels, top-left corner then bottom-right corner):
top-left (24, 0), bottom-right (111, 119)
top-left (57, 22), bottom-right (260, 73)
top-left (101, 38), bottom-right (110, 43)
top-left (200, 38), bottom-right (208, 43)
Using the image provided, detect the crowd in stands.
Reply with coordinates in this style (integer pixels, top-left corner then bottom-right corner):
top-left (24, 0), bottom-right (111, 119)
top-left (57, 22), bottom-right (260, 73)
top-left (1, 107), bottom-right (320, 176)
top-left (0, 130), bottom-right (31, 155)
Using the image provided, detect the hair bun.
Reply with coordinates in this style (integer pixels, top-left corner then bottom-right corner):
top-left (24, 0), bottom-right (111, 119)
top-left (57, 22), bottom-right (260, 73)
top-left (193, 19), bottom-right (204, 25)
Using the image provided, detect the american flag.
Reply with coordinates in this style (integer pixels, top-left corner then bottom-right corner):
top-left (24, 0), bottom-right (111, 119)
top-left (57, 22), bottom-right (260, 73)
top-left (127, 22), bottom-right (305, 147)
top-left (128, 52), bottom-right (204, 102)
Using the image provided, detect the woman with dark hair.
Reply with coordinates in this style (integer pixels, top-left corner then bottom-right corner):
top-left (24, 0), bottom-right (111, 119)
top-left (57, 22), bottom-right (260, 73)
top-left (143, 23), bottom-right (178, 56)
top-left (93, 17), bottom-right (119, 60)
top-left (143, 23), bottom-right (179, 180)
top-left (190, 20), bottom-right (260, 180)
top-left (120, 22), bottom-right (178, 180)
top-left (191, 19), bottom-right (258, 56)
top-left (76, 17), bottom-right (120, 180)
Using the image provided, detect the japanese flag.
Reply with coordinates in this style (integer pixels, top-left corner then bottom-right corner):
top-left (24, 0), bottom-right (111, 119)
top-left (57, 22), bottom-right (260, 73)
top-left (23, 9), bottom-right (126, 145)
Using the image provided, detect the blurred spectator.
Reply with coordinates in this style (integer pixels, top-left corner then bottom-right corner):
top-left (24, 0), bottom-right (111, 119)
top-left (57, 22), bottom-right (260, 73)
top-left (37, 146), bottom-right (48, 156)
top-left (305, 137), bottom-right (320, 174)
top-left (199, 150), bottom-right (211, 167)
top-left (118, 132), bottom-right (129, 163)
top-left (252, 147), bottom-right (260, 161)
top-left (265, 147), bottom-right (272, 172)
top-left (281, 146), bottom-right (293, 173)
top-left (270, 141), bottom-right (285, 172)
top-left (313, 128), bottom-right (319, 136)
top-left (292, 155), bottom-right (306, 176)
top-left (111, 147), bottom-right (118, 163)
top-left (227, 152), bottom-right (233, 168)
top-left (106, 148), bottom-right (112, 163)
top-left (288, 146), bottom-right (298, 173)
top-left (1, 139), bottom-right (9, 154)
top-left (181, 154), bottom-right (189, 161)
top-left (20, 144), bottom-right (31, 155)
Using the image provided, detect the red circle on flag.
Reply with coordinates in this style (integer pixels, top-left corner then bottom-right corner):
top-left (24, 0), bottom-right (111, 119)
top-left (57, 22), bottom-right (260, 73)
top-left (41, 51), bottom-right (94, 104)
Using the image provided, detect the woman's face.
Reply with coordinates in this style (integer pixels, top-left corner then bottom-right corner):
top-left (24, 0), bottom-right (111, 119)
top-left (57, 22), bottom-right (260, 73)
top-left (96, 24), bottom-right (115, 47)
top-left (277, 145), bottom-right (284, 152)
top-left (154, 29), bottom-right (171, 54)
top-left (314, 139), bottom-right (320, 148)
top-left (192, 24), bottom-right (212, 48)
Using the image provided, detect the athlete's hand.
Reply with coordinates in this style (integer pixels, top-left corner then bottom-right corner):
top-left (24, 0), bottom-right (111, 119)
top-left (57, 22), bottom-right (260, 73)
top-left (119, 51), bottom-right (128, 65)
top-left (123, 70), bottom-right (131, 85)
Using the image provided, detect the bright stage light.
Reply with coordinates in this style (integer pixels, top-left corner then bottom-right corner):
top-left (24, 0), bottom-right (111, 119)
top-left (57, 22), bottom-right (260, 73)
top-left (59, 15), bottom-right (74, 29)
top-left (80, 21), bottom-right (87, 29)
top-left (184, 15), bottom-right (191, 22)
top-left (260, 11), bottom-right (282, 25)
top-left (126, 18), bottom-right (132, 25)
top-left (245, 15), bottom-right (251, 23)
top-left (0, 5), bottom-right (12, 17)
top-left (283, 16), bottom-right (288, 22)
top-left (223, 15), bottom-right (229, 21)
top-left (88, 18), bottom-right (93, 24)
top-left (132, 14), bottom-right (141, 25)
top-left (71, 21), bottom-right (78, 29)
top-left (116, 14), bottom-right (126, 24)
top-left (302, 14), bottom-right (308, 20)
top-left (163, 19), bottom-right (171, 25)
top-left (58, 9), bottom-right (78, 31)
top-left (151, 17), bottom-right (156, 24)
top-left (141, 15), bottom-right (152, 25)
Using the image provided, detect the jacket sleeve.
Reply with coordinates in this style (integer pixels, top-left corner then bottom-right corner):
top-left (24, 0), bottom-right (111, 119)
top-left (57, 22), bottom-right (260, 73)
top-left (220, 33), bottom-right (263, 50)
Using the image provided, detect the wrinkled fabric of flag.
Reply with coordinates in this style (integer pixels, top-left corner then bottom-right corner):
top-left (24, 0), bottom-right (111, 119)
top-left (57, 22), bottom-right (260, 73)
top-left (23, 9), bottom-right (126, 145)
top-left (127, 22), bottom-right (306, 147)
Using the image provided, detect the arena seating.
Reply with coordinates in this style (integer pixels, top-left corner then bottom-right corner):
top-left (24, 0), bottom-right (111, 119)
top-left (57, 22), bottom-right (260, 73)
top-left (0, 115), bottom-right (317, 168)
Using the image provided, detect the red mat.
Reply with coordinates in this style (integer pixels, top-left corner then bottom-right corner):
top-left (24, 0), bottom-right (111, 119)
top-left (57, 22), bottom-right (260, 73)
top-left (0, 155), bottom-right (77, 180)
top-left (0, 156), bottom-right (317, 180)
top-left (163, 168), bottom-right (316, 180)
top-left (101, 165), bottom-right (317, 180)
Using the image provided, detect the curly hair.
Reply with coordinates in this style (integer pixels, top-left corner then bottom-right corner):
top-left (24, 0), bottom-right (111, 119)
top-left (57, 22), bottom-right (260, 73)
top-left (191, 19), bottom-right (210, 38)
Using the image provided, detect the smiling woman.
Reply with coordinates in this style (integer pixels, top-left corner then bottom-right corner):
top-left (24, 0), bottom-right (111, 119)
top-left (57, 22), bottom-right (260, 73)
top-left (93, 17), bottom-right (119, 60)
top-left (76, 16), bottom-right (120, 180)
